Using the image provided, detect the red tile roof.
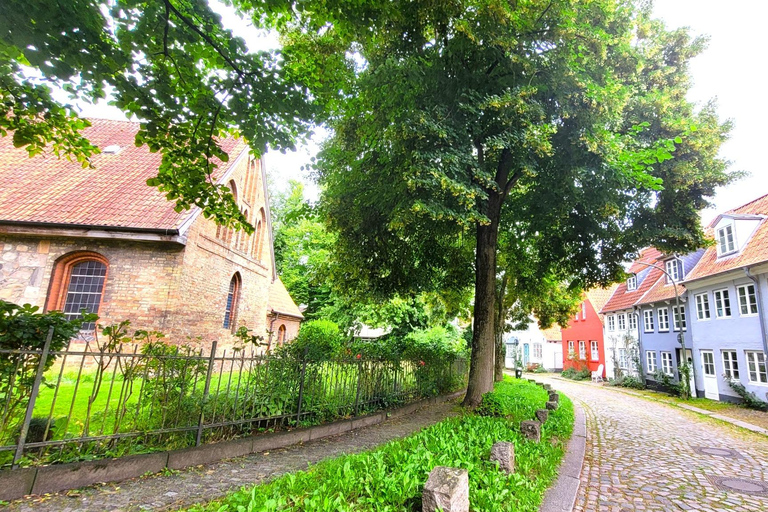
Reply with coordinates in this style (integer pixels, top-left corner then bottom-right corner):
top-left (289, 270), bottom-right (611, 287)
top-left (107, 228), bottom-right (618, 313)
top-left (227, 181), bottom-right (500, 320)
top-left (541, 324), bottom-right (562, 342)
top-left (0, 119), bottom-right (246, 231)
top-left (602, 247), bottom-right (666, 313)
top-left (636, 279), bottom-right (685, 306)
top-left (585, 285), bottom-right (619, 316)
top-left (687, 194), bottom-right (768, 281)
top-left (268, 277), bottom-right (304, 319)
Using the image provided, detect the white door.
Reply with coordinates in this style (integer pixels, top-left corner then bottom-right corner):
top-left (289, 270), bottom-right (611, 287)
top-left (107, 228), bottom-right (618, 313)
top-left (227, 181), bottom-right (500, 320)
top-left (505, 344), bottom-right (515, 368)
top-left (700, 350), bottom-right (719, 400)
top-left (553, 348), bottom-right (563, 370)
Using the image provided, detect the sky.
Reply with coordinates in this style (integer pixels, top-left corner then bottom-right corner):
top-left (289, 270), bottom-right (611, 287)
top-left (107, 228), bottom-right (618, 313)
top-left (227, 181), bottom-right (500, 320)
top-left (71, 1), bottom-right (767, 221)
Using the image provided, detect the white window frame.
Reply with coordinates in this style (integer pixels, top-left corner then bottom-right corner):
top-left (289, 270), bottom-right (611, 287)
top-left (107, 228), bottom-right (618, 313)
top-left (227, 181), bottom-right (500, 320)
top-left (567, 340), bottom-right (574, 355)
top-left (665, 259), bottom-right (681, 283)
top-left (607, 315), bottom-right (615, 332)
top-left (661, 352), bottom-right (674, 376)
top-left (578, 340), bottom-right (586, 360)
top-left (722, 350), bottom-right (739, 381)
top-left (618, 348), bottom-right (628, 369)
top-left (657, 307), bottom-right (670, 332)
top-left (746, 351), bottom-right (768, 384)
top-left (643, 310), bottom-right (654, 333)
top-left (533, 343), bottom-right (543, 359)
top-left (695, 293), bottom-right (711, 320)
top-left (627, 275), bottom-right (637, 291)
top-left (628, 312), bottom-right (637, 331)
top-left (590, 340), bottom-right (599, 361)
top-left (617, 313), bottom-right (626, 331)
top-left (646, 351), bottom-right (657, 373)
top-left (713, 288), bottom-right (732, 319)
top-left (716, 223), bottom-right (736, 256)
top-left (737, 284), bottom-right (759, 316)
top-left (582, 302), bottom-right (587, 320)
top-left (672, 305), bottom-right (687, 331)
top-left (701, 351), bottom-right (716, 377)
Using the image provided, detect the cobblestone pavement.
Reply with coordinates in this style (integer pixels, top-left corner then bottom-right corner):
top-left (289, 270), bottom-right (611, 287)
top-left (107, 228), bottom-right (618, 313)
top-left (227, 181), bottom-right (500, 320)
top-left (540, 377), bottom-right (768, 512)
top-left (5, 400), bottom-right (459, 512)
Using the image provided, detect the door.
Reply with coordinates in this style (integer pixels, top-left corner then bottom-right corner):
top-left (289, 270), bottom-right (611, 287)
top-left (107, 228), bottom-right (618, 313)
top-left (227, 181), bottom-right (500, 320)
top-left (700, 350), bottom-right (719, 400)
top-left (523, 344), bottom-right (530, 366)
top-left (553, 348), bottom-right (563, 370)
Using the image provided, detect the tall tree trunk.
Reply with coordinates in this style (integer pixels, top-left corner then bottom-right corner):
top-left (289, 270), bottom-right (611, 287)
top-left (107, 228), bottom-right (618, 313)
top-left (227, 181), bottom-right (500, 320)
top-left (463, 195), bottom-right (503, 407)
top-left (494, 330), bottom-right (505, 381)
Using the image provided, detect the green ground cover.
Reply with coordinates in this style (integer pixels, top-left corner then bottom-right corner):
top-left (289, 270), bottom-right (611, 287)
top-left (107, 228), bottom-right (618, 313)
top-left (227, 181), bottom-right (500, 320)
top-left (180, 377), bottom-right (573, 512)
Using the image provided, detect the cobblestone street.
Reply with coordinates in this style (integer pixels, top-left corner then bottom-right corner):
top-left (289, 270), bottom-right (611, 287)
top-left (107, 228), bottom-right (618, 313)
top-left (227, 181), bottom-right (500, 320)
top-left (542, 376), bottom-right (768, 512)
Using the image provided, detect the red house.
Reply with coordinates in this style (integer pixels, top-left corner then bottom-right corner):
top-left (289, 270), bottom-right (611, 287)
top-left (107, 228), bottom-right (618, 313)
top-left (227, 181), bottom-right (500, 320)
top-left (561, 286), bottom-right (618, 378)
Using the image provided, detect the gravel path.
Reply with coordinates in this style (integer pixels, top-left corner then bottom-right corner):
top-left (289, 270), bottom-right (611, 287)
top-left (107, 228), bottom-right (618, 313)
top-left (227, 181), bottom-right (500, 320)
top-left (6, 400), bottom-right (460, 512)
top-left (539, 376), bottom-right (768, 512)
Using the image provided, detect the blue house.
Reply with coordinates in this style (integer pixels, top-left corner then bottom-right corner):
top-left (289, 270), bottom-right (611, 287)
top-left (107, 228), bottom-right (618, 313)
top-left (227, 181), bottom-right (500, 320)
top-left (683, 195), bottom-right (768, 402)
top-left (634, 249), bottom-right (705, 392)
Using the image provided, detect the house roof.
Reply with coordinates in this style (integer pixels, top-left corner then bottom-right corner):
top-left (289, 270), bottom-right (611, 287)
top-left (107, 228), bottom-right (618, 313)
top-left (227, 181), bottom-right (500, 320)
top-left (585, 284), bottom-right (619, 316)
top-left (636, 279), bottom-right (685, 306)
top-left (602, 247), bottom-right (666, 313)
top-left (687, 193), bottom-right (768, 281)
top-left (0, 118), bottom-right (246, 232)
top-left (540, 324), bottom-right (562, 342)
top-left (268, 277), bottom-right (304, 319)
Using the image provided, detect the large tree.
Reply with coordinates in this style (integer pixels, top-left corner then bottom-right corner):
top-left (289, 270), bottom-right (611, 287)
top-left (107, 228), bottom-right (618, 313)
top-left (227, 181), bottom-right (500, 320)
top-left (303, 0), bottom-right (734, 405)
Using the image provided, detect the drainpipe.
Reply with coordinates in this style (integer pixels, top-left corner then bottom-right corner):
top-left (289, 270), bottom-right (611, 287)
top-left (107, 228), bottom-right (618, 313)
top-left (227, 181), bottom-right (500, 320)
top-left (745, 268), bottom-right (768, 357)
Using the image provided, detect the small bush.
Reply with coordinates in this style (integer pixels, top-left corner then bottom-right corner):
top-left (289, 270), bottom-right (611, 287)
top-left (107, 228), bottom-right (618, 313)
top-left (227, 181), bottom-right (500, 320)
top-left (653, 370), bottom-right (683, 397)
top-left (561, 367), bottom-right (590, 381)
top-left (610, 374), bottom-right (645, 389)
top-left (287, 319), bottom-right (344, 360)
top-left (725, 378), bottom-right (768, 410)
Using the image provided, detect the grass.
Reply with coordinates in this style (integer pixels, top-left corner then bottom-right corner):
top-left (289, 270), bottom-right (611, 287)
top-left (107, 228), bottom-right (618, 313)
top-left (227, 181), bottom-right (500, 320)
top-left (178, 377), bottom-right (574, 512)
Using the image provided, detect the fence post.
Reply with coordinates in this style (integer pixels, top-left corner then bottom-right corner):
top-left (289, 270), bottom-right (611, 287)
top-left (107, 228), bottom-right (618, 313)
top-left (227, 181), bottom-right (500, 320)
top-left (196, 340), bottom-right (217, 447)
top-left (295, 348), bottom-right (308, 426)
top-left (13, 326), bottom-right (54, 468)
top-left (354, 358), bottom-right (363, 416)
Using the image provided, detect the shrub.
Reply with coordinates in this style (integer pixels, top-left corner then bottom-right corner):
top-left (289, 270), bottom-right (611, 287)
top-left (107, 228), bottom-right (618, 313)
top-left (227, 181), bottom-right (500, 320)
top-left (653, 370), bottom-right (683, 397)
top-left (610, 374), bottom-right (645, 389)
top-left (725, 378), bottom-right (768, 410)
top-left (287, 320), bottom-right (344, 361)
top-left (561, 367), bottom-right (590, 381)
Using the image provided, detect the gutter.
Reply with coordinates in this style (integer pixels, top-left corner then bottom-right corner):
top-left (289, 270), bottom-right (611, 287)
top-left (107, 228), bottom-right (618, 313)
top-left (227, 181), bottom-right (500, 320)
top-left (745, 267), bottom-right (768, 357)
top-left (0, 219), bottom-right (180, 236)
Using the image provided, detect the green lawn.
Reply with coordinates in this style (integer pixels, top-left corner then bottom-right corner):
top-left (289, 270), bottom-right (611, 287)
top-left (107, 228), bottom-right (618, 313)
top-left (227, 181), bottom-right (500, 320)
top-left (179, 377), bottom-right (574, 512)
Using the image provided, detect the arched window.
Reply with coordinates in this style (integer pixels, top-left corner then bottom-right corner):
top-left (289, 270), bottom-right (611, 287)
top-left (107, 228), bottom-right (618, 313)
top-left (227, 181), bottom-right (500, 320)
top-left (46, 252), bottom-right (108, 331)
top-left (256, 208), bottom-right (267, 261)
top-left (277, 324), bottom-right (286, 346)
top-left (239, 209), bottom-right (249, 252)
top-left (223, 273), bottom-right (242, 331)
top-left (252, 220), bottom-right (262, 259)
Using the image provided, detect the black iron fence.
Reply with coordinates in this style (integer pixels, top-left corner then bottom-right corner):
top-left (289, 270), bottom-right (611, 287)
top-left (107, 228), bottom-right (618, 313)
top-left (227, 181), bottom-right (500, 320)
top-left (0, 329), bottom-right (467, 469)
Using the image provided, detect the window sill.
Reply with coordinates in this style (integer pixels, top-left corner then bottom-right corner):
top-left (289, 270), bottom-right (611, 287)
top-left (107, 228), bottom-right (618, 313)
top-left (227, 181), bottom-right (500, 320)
top-left (715, 316), bottom-right (732, 320)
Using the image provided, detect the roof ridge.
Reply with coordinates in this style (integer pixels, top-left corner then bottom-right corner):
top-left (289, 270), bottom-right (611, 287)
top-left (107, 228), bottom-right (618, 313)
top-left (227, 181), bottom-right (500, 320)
top-left (727, 193), bottom-right (768, 214)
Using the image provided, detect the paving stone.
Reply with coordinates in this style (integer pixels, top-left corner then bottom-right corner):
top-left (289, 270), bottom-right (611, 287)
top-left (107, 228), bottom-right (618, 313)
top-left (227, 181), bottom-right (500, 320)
top-left (538, 377), bottom-right (768, 512)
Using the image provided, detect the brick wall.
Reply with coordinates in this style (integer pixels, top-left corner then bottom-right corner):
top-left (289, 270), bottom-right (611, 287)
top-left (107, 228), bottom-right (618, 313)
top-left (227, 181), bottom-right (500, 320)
top-left (0, 156), bottom-right (297, 353)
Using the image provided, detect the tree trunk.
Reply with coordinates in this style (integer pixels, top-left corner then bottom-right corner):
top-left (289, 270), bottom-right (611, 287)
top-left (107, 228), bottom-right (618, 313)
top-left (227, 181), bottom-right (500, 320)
top-left (463, 196), bottom-right (503, 407)
top-left (494, 273), bottom-right (508, 382)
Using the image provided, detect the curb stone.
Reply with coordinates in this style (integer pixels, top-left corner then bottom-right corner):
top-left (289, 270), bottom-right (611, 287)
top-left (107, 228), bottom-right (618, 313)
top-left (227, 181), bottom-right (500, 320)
top-left (539, 397), bottom-right (586, 512)
top-left (550, 375), bottom-right (768, 437)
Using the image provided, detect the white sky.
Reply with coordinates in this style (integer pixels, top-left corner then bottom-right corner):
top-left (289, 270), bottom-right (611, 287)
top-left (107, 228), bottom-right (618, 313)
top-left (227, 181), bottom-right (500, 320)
top-left (72, 1), bottom-right (767, 218)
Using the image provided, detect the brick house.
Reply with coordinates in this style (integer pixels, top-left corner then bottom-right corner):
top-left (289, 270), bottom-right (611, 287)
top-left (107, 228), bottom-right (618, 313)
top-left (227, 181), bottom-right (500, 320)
top-left (0, 119), bottom-right (302, 350)
top-left (561, 285), bottom-right (617, 378)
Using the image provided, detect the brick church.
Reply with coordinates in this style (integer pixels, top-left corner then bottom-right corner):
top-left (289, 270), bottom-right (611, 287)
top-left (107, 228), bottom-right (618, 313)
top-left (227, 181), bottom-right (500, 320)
top-left (0, 118), bottom-right (302, 349)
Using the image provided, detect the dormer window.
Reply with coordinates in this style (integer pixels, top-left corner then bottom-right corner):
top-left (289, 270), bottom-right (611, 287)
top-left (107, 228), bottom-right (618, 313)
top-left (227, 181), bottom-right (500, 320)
top-left (665, 258), bottom-right (682, 283)
top-left (627, 275), bottom-right (637, 291)
top-left (717, 224), bottom-right (736, 256)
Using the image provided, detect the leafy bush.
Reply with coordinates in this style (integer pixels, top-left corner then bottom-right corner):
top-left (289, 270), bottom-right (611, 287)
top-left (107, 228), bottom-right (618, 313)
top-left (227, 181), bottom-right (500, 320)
top-left (609, 375), bottom-right (645, 389)
top-left (182, 378), bottom-right (574, 512)
top-left (533, 366), bottom-right (548, 374)
top-left (476, 376), bottom-right (548, 420)
top-left (561, 367), bottom-right (590, 381)
top-left (0, 301), bottom-right (82, 442)
top-left (653, 370), bottom-right (683, 397)
top-left (725, 378), bottom-right (768, 410)
top-left (287, 320), bottom-right (344, 361)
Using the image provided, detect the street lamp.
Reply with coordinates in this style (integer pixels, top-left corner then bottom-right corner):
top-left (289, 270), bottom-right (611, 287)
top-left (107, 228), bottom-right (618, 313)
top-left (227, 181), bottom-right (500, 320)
top-left (634, 259), bottom-right (693, 399)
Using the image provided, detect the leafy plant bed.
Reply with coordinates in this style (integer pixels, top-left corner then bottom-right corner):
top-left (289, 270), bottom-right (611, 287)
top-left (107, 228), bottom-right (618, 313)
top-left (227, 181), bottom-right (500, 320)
top-left (180, 377), bottom-right (574, 512)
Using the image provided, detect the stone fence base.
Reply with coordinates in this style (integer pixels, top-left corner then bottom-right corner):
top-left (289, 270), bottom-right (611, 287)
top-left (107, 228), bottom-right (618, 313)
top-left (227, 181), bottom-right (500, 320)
top-left (0, 390), bottom-right (466, 502)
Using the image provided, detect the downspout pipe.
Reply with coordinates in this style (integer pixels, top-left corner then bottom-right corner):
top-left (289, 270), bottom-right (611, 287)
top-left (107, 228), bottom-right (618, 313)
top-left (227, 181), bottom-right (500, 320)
top-left (634, 305), bottom-right (644, 381)
top-left (745, 268), bottom-right (768, 357)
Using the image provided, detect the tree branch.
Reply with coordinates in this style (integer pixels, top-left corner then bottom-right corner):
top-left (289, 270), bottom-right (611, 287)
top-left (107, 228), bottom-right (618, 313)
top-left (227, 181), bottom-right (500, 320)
top-left (162, 0), bottom-right (244, 78)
